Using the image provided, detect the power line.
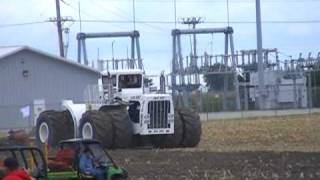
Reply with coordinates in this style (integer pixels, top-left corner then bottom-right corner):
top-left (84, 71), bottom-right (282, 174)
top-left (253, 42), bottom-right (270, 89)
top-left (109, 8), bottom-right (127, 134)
top-left (0, 21), bottom-right (48, 28)
top-left (0, 19), bottom-right (319, 29)
top-left (75, 19), bottom-right (320, 24)
top-left (92, 0), bottom-right (166, 31)
top-left (66, 0), bottom-right (166, 31)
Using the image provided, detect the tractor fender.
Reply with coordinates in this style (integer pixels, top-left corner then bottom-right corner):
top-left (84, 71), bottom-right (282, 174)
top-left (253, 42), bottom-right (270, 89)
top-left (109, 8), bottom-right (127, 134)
top-left (61, 100), bottom-right (87, 138)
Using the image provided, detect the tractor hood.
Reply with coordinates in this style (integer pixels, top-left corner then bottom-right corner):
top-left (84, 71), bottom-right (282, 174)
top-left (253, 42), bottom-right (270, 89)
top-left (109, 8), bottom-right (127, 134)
top-left (142, 94), bottom-right (172, 101)
top-left (122, 93), bottom-right (172, 102)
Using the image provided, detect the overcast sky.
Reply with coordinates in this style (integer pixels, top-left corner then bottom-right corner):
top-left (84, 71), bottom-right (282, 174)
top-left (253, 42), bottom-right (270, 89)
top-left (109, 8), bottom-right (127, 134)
top-left (0, 0), bottom-right (319, 74)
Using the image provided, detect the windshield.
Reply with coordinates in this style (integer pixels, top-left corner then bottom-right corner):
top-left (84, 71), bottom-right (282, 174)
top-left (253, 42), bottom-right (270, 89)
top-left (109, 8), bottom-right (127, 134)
top-left (102, 75), bottom-right (117, 89)
top-left (119, 74), bottom-right (142, 89)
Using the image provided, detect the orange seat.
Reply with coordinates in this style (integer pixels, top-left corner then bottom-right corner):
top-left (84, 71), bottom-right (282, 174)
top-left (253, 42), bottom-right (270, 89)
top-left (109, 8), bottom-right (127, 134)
top-left (55, 148), bottom-right (75, 165)
top-left (48, 160), bottom-right (72, 171)
top-left (48, 148), bottom-right (75, 171)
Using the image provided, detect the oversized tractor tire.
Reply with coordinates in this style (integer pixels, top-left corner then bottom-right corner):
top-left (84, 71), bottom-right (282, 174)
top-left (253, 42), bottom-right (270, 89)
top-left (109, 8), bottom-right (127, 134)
top-left (79, 110), bottom-right (113, 148)
top-left (178, 108), bottom-right (202, 147)
top-left (101, 105), bottom-right (133, 148)
top-left (152, 112), bottom-right (183, 148)
top-left (36, 110), bottom-right (74, 147)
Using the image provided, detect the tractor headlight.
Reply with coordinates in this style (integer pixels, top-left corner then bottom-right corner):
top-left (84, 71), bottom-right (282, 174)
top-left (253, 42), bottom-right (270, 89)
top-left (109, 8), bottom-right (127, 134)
top-left (143, 114), bottom-right (150, 124)
top-left (168, 114), bottom-right (174, 123)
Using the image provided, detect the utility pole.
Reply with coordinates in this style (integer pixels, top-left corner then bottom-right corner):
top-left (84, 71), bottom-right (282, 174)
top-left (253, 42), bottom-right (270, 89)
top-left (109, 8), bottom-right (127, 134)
top-left (55, 0), bottom-right (64, 57)
top-left (180, 17), bottom-right (203, 57)
top-left (256, 0), bottom-right (265, 110)
top-left (178, 17), bottom-right (203, 108)
top-left (48, 16), bottom-right (74, 58)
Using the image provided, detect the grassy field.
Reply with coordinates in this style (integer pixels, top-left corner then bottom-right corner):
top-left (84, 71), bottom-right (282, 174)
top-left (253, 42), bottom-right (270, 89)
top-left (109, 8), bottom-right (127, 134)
top-left (111, 113), bottom-right (320, 179)
top-left (199, 113), bottom-right (320, 152)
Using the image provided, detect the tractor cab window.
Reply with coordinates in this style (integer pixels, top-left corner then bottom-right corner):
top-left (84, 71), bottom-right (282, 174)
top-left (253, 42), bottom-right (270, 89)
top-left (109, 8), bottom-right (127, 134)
top-left (119, 74), bottom-right (142, 89)
top-left (102, 75), bottom-right (117, 89)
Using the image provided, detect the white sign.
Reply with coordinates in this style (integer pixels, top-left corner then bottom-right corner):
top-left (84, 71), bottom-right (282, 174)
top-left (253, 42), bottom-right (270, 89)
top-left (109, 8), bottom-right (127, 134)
top-left (20, 106), bottom-right (30, 118)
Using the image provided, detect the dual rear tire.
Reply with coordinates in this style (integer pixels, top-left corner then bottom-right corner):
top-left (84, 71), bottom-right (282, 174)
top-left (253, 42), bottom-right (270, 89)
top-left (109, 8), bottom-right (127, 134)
top-left (36, 111), bottom-right (74, 146)
top-left (179, 108), bottom-right (202, 147)
top-left (79, 110), bottom-right (113, 148)
top-left (36, 106), bottom-right (133, 149)
top-left (79, 106), bottom-right (132, 149)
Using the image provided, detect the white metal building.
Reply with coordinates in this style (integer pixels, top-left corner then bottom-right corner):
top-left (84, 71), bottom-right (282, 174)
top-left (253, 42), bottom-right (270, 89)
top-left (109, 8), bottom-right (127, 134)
top-left (0, 46), bottom-right (100, 129)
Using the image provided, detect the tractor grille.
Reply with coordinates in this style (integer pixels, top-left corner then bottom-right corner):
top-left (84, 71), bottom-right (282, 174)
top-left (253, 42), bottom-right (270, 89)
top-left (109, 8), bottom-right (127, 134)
top-left (147, 100), bottom-right (170, 129)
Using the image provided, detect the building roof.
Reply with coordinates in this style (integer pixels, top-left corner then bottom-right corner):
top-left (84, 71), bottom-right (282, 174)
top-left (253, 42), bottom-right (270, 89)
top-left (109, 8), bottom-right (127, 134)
top-left (0, 46), bottom-right (100, 74)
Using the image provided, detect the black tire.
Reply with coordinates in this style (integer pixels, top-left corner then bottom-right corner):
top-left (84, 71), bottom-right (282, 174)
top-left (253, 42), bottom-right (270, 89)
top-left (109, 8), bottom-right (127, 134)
top-left (79, 110), bottom-right (113, 148)
top-left (152, 111), bottom-right (183, 148)
top-left (36, 110), bottom-right (74, 147)
top-left (101, 105), bottom-right (132, 148)
top-left (178, 108), bottom-right (202, 147)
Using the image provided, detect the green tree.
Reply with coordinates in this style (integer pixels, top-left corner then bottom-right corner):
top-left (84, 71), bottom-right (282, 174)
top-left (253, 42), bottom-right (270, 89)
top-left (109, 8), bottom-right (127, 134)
top-left (307, 67), bottom-right (320, 107)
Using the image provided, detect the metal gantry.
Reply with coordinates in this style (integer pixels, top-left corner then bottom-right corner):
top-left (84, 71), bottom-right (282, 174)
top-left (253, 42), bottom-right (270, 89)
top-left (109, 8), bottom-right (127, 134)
top-left (171, 26), bottom-right (241, 110)
top-left (77, 30), bottom-right (143, 70)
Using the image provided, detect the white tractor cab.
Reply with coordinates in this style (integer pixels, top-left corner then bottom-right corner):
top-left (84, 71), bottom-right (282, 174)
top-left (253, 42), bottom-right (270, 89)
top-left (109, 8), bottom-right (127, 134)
top-left (100, 69), bottom-right (175, 135)
top-left (35, 30), bottom-right (201, 149)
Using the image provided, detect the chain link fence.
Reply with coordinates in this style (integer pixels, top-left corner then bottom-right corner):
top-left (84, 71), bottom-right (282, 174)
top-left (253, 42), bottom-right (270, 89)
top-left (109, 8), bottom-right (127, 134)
top-left (174, 86), bottom-right (320, 121)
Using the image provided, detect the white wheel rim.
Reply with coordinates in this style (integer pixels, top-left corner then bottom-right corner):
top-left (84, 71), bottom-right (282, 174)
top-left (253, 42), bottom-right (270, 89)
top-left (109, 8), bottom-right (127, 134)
top-left (82, 122), bottom-right (94, 139)
top-left (39, 122), bottom-right (49, 143)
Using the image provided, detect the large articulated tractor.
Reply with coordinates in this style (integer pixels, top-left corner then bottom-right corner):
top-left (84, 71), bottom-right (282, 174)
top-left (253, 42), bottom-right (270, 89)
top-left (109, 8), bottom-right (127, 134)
top-left (35, 31), bottom-right (201, 148)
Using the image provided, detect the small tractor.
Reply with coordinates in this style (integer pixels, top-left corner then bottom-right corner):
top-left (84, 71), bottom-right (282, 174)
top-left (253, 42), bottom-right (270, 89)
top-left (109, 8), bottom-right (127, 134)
top-left (35, 31), bottom-right (201, 148)
top-left (0, 139), bottom-right (128, 180)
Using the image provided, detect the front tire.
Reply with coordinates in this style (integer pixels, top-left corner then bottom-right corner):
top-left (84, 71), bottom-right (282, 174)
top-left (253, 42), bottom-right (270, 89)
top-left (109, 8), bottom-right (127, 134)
top-left (79, 110), bottom-right (113, 148)
top-left (101, 105), bottom-right (132, 148)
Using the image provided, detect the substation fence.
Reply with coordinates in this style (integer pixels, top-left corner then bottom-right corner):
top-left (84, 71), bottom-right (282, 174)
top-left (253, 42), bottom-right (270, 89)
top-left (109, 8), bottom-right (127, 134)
top-left (174, 86), bottom-right (320, 121)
